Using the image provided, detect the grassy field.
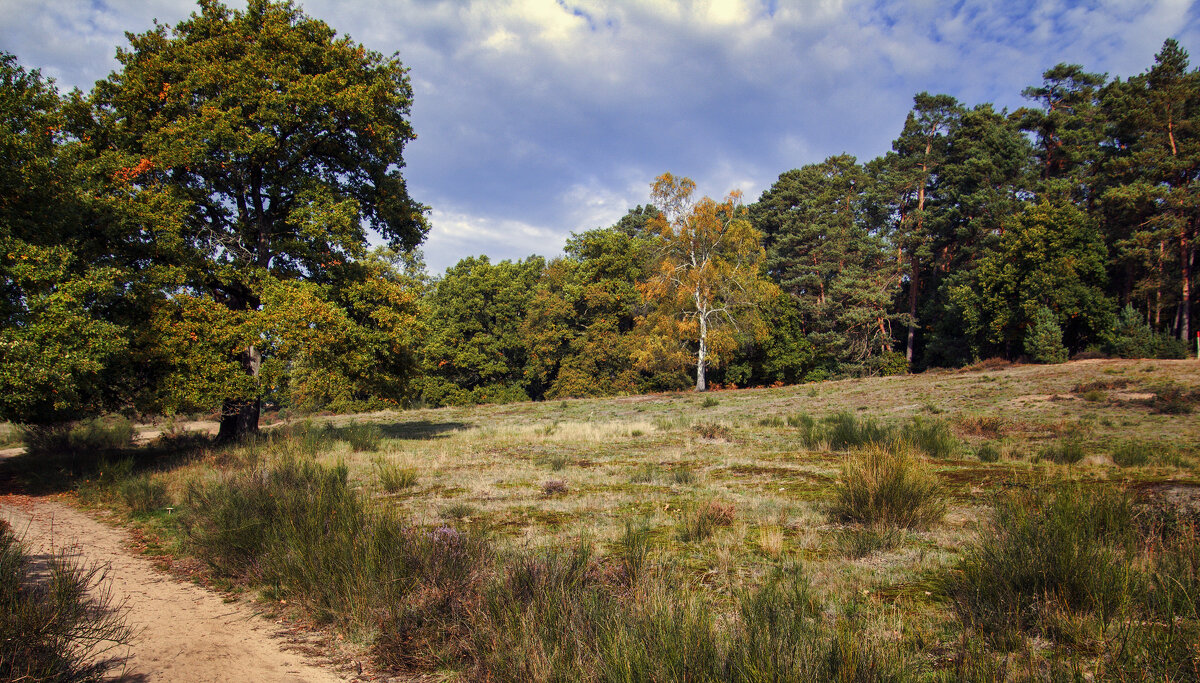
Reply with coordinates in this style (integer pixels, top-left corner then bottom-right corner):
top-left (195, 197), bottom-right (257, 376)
top-left (9, 357), bottom-right (1200, 680)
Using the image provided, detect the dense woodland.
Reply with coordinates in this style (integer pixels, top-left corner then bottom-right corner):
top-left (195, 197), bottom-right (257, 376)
top-left (1, 0), bottom-right (1197, 434)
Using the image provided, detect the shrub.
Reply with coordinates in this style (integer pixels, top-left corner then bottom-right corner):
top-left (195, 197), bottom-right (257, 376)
top-left (946, 485), bottom-right (1137, 643)
top-left (829, 446), bottom-right (944, 530)
top-left (1146, 383), bottom-right (1198, 415)
top-left (1106, 304), bottom-right (1189, 359)
top-left (542, 479), bottom-right (568, 496)
top-left (0, 521), bottom-right (132, 682)
top-left (1024, 306), bottom-right (1068, 364)
top-left (23, 417), bottom-right (136, 455)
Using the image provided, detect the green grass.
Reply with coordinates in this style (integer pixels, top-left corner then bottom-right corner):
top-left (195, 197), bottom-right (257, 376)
top-left (828, 445), bottom-right (945, 530)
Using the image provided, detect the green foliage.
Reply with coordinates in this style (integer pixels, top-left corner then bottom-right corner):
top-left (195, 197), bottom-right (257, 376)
top-left (752, 155), bottom-right (901, 371)
top-left (946, 485), bottom-right (1140, 645)
top-left (341, 422), bottom-right (383, 452)
top-left (373, 458), bottom-right (417, 492)
top-left (119, 475), bottom-right (169, 515)
top-left (1106, 304), bottom-right (1189, 359)
top-left (1039, 438), bottom-right (1086, 464)
top-left (829, 445), bottom-right (945, 529)
top-left (22, 417), bottom-right (135, 455)
top-left (420, 256), bottom-right (542, 406)
top-left (0, 521), bottom-right (132, 682)
top-left (1024, 306), bottom-right (1069, 364)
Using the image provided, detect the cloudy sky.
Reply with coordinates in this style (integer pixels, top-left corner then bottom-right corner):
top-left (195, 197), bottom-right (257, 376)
top-left (3, 0), bottom-right (1199, 271)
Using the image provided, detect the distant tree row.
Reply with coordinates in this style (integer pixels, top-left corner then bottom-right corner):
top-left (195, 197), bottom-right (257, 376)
top-left (1, 0), bottom-right (1196, 431)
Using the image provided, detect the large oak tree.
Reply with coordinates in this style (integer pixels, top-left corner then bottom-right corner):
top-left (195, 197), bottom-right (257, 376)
top-left (89, 0), bottom-right (427, 438)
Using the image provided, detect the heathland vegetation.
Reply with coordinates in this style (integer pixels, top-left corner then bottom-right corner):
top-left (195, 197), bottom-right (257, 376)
top-left (4, 358), bottom-right (1199, 680)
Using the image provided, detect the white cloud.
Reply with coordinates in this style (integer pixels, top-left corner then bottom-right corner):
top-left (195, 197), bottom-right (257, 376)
top-left (5, 0), bottom-right (1200, 271)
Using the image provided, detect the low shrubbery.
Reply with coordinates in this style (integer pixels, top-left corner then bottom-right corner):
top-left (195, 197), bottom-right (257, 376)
top-left (0, 521), bottom-right (131, 682)
top-left (946, 484), bottom-right (1200, 677)
top-left (22, 417), bottom-right (135, 455)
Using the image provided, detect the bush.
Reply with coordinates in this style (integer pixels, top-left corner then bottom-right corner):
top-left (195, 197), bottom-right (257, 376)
top-left (1106, 304), bottom-right (1189, 359)
top-left (0, 521), bottom-right (132, 682)
top-left (1024, 306), bottom-right (1068, 364)
top-left (23, 417), bottom-right (136, 455)
top-left (946, 485), bottom-right (1136, 642)
top-left (829, 445), bottom-right (944, 530)
top-left (542, 479), bottom-right (568, 496)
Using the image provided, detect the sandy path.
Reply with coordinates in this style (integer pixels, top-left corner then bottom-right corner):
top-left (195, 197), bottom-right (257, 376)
top-left (0, 495), bottom-right (347, 683)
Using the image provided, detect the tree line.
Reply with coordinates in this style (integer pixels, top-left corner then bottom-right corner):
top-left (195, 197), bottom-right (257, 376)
top-left (1, 0), bottom-right (1196, 435)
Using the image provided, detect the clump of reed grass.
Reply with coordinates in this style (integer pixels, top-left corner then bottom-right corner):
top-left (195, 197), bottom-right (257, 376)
top-left (829, 445), bottom-right (944, 530)
top-left (119, 474), bottom-right (169, 514)
top-left (669, 468), bottom-right (697, 485)
top-left (341, 422), bottom-right (383, 452)
top-left (374, 457), bottom-right (418, 492)
top-left (1039, 438), bottom-right (1086, 464)
top-left (1110, 441), bottom-right (1153, 467)
top-left (976, 442), bottom-right (1002, 463)
top-left (676, 501), bottom-right (736, 542)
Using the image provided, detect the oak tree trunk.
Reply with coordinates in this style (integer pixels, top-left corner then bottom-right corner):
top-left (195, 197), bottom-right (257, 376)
top-left (217, 345), bottom-right (262, 442)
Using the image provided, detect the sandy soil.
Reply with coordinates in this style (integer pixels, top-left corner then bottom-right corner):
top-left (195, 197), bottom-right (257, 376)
top-left (0, 494), bottom-right (348, 683)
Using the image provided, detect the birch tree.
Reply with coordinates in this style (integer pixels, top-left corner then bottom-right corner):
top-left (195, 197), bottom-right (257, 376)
top-left (640, 173), bottom-right (776, 392)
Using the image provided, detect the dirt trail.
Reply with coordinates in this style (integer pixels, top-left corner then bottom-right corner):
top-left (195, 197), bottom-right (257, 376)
top-left (1, 495), bottom-right (347, 683)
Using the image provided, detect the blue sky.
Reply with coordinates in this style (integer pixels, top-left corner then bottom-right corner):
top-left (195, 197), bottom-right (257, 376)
top-left (3, 0), bottom-right (1199, 271)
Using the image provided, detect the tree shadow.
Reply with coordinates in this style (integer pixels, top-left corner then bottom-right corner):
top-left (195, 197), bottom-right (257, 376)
top-left (377, 420), bottom-right (470, 440)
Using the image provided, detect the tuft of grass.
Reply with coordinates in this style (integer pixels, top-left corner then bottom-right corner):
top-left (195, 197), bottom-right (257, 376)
top-left (544, 454), bottom-right (569, 471)
top-left (1110, 441), bottom-right (1153, 467)
top-left (1039, 438), bottom-right (1086, 465)
top-left (676, 501), bottom-right (736, 542)
top-left (976, 442), bottom-right (1002, 463)
top-left (1080, 389), bottom-right (1107, 402)
top-left (342, 422), bottom-right (383, 452)
top-left (701, 396), bottom-right (720, 408)
top-left (0, 521), bottom-right (132, 682)
top-left (899, 416), bottom-right (959, 459)
top-left (374, 457), bottom-right (418, 492)
top-left (692, 421), bottom-right (731, 440)
top-left (629, 464), bottom-right (660, 483)
top-left (542, 479), bottom-right (569, 496)
top-left (440, 502), bottom-right (477, 521)
top-left (829, 445), bottom-right (944, 530)
top-left (119, 475), bottom-right (169, 515)
top-left (835, 525), bottom-right (902, 559)
top-left (945, 485), bottom-right (1137, 645)
top-left (669, 468), bottom-right (697, 485)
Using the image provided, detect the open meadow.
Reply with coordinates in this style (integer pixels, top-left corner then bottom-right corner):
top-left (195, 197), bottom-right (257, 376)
top-left (5, 357), bottom-right (1200, 681)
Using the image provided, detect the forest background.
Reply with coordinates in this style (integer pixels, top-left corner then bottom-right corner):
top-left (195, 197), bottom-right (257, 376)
top-left (2, 0), bottom-right (1198, 437)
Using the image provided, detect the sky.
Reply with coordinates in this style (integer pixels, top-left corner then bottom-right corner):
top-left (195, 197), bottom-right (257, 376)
top-left (3, 0), bottom-right (1200, 272)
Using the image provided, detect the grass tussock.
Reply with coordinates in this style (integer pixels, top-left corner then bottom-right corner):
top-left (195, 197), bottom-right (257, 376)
top-left (676, 501), bottom-right (736, 542)
top-left (341, 422), bottom-right (383, 452)
top-left (1038, 438), bottom-right (1086, 464)
top-left (791, 412), bottom-right (961, 459)
top-left (374, 457), bottom-right (418, 492)
top-left (0, 521), bottom-right (132, 682)
top-left (829, 445), bottom-right (945, 530)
